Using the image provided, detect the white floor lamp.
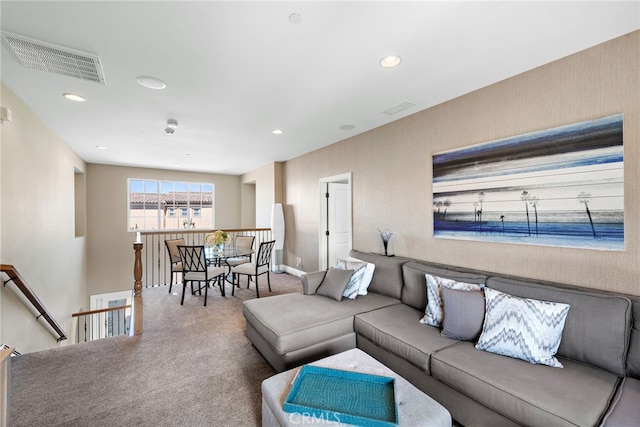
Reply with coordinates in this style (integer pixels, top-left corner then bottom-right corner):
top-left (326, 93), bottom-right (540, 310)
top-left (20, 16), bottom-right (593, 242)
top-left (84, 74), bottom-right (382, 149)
top-left (271, 203), bottom-right (285, 274)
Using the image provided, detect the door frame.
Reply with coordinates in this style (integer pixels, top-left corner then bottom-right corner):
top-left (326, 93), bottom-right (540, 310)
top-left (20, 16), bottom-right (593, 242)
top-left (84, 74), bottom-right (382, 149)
top-left (319, 173), bottom-right (352, 270)
top-left (89, 290), bottom-right (134, 339)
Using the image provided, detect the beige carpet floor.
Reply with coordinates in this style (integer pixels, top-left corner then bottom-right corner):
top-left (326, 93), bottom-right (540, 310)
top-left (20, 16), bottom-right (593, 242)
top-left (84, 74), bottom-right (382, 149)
top-left (9, 273), bottom-right (302, 427)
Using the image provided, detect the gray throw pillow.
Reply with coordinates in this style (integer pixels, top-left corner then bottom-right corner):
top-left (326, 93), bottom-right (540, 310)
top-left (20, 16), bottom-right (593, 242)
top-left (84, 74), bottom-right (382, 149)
top-left (441, 287), bottom-right (485, 341)
top-left (420, 274), bottom-right (483, 327)
top-left (316, 267), bottom-right (354, 301)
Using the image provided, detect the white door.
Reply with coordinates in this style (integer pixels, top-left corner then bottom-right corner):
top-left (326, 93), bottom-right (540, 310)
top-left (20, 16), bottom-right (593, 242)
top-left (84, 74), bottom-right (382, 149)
top-left (327, 182), bottom-right (350, 266)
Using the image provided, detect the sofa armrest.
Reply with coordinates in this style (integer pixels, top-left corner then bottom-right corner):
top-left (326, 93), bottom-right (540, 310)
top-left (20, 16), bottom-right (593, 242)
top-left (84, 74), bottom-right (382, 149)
top-left (301, 271), bottom-right (327, 295)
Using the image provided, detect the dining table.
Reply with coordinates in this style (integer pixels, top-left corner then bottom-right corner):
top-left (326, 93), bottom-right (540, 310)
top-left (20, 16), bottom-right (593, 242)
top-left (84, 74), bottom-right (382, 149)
top-left (205, 245), bottom-right (254, 285)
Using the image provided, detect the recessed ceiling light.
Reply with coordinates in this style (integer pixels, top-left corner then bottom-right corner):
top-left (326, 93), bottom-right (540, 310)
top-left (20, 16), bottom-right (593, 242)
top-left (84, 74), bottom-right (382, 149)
top-left (272, 129), bottom-right (284, 135)
top-left (96, 146), bottom-right (108, 150)
top-left (136, 76), bottom-right (166, 90)
top-left (339, 124), bottom-right (355, 131)
top-left (63, 93), bottom-right (86, 102)
top-left (289, 13), bottom-right (302, 24)
top-left (379, 55), bottom-right (402, 68)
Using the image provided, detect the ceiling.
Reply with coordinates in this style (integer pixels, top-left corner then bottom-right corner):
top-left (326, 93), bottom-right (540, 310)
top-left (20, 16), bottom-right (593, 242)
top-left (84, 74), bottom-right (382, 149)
top-left (1, 1), bottom-right (639, 175)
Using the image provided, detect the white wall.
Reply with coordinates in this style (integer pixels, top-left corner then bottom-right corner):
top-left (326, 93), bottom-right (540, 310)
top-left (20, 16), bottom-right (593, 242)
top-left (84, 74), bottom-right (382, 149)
top-left (1, 83), bottom-right (87, 352)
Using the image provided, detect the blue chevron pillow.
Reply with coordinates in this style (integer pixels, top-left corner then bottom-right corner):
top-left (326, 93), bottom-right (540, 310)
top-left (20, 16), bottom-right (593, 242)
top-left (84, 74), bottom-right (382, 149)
top-left (476, 288), bottom-right (570, 368)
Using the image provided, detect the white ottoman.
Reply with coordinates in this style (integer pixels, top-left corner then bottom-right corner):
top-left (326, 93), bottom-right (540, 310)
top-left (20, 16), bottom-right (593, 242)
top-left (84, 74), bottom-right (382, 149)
top-left (261, 348), bottom-right (451, 427)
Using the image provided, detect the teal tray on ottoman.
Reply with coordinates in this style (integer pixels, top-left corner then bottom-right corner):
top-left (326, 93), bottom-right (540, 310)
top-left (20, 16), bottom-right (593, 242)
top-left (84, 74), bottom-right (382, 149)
top-left (283, 365), bottom-right (398, 426)
top-left (261, 348), bottom-right (451, 427)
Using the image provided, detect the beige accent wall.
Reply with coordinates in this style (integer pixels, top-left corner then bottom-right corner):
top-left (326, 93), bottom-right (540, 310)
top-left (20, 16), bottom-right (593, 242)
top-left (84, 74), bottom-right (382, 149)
top-left (0, 83), bottom-right (87, 352)
top-left (283, 31), bottom-right (640, 296)
top-left (85, 164), bottom-right (241, 296)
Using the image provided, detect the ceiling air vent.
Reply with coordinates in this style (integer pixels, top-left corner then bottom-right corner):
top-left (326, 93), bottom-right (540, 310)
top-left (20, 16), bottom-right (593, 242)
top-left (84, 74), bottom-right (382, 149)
top-left (1, 32), bottom-right (106, 84)
top-left (382, 101), bottom-right (416, 115)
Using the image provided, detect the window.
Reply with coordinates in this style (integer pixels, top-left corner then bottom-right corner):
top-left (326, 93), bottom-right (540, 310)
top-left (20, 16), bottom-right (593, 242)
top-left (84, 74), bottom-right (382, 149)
top-left (128, 179), bottom-right (214, 231)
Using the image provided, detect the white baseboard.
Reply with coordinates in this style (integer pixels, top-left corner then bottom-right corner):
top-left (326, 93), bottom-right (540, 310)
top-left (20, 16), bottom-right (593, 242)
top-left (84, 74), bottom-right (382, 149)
top-left (282, 265), bottom-right (305, 277)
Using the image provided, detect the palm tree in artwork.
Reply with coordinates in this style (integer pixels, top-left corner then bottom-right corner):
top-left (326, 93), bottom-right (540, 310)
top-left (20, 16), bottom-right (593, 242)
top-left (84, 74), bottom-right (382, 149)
top-left (500, 215), bottom-right (505, 233)
top-left (435, 201), bottom-right (443, 215)
top-left (477, 192), bottom-right (486, 232)
top-left (442, 199), bottom-right (452, 221)
top-left (529, 195), bottom-right (540, 236)
top-left (578, 192), bottom-right (597, 237)
top-left (477, 192), bottom-right (486, 220)
top-left (521, 190), bottom-right (531, 236)
top-left (473, 202), bottom-right (478, 231)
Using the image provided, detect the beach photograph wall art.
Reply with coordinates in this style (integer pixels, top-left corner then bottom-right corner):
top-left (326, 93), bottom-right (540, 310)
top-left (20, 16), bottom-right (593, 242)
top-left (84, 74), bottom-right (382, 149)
top-left (432, 114), bottom-right (624, 251)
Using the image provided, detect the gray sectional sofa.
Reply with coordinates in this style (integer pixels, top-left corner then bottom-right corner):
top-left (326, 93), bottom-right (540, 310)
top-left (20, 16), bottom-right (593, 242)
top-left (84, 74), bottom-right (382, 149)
top-left (243, 250), bottom-right (640, 426)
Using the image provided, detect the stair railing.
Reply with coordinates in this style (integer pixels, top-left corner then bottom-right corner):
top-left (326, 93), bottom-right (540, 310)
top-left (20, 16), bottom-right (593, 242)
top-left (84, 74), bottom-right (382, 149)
top-left (1, 264), bottom-right (68, 342)
top-left (71, 305), bottom-right (132, 343)
top-left (138, 228), bottom-right (271, 288)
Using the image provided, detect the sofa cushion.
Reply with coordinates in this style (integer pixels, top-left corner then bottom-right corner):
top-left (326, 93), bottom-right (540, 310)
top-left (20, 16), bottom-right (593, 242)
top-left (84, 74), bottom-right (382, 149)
top-left (401, 261), bottom-right (488, 312)
top-left (600, 377), bottom-right (640, 426)
top-left (421, 274), bottom-right (484, 327)
top-left (626, 300), bottom-right (640, 378)
top-left (316, 267), bottom-right (353, 301)
top-left (354, 304), bottom-right (459, 374)
top-left (487, 276), bottom-right (632, 376)
top-left (243, 292), bottom-right (399, 355)
top-left (476, 288), bottom-right (570, 368)
top-left (431, 341), bottom-right (620, 427)
top-left (441, 287), bottom-right (485, 341)
top-left (349, 250), bottom-right (409, 299)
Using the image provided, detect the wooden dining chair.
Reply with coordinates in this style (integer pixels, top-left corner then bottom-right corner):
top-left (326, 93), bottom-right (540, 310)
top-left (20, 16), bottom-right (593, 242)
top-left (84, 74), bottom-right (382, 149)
top-left (230, 240), bottom-right (276, 298)
top-left (177, 245), bottom-right (226, 306)
top-left (164, 238), bottom-right (185, 293)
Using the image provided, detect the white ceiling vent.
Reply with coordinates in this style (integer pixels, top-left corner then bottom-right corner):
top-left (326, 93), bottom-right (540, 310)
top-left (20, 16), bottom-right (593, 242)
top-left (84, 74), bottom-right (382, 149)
top-left (382, 101), bottom-right (416, 115)
top-left (1, 32), bottom-right (106, 84)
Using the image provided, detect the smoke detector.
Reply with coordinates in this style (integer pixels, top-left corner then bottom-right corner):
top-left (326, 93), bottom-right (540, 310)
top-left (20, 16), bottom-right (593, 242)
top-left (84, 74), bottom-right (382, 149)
top-left (165, 119), bottom-right (178, 135)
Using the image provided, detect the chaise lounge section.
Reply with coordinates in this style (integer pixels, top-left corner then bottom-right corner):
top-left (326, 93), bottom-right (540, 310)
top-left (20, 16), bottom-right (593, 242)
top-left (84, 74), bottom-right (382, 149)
top-left (242, 254), bottom-right (406, 372)
top-left (243, 250), bottom-right (640, 426)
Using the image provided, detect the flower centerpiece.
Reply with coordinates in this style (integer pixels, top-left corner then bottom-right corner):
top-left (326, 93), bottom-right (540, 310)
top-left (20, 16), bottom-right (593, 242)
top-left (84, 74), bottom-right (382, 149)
top-left (377, 228), bottom-right (393, 256)
top-left (205, 230), bottom-right (229, 253)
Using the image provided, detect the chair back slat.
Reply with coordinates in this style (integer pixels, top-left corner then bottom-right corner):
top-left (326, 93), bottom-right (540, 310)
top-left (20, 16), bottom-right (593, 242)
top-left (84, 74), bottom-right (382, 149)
top-left (257, 240), bottom-right (276, 267)
top-left (177, 245), bottom-right (207, 273)
top-left (236, 235), bottom-right (255, 250)
top-left (165, 238), bottom-right (185, 264)
top-left (236, 236), bottom-right (256, 262)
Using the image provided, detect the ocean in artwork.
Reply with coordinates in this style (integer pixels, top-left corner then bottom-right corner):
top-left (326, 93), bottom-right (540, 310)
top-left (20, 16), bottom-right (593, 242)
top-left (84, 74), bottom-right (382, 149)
top-left (432, 114), bottom-right (624, 251)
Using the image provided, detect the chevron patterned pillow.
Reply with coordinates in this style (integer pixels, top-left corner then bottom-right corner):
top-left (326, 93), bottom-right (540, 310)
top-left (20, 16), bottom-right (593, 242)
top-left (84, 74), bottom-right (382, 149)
top-left (476, 287), bottom-right (570, 368)
top-left (339, 261), bottom-right (367, 299)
